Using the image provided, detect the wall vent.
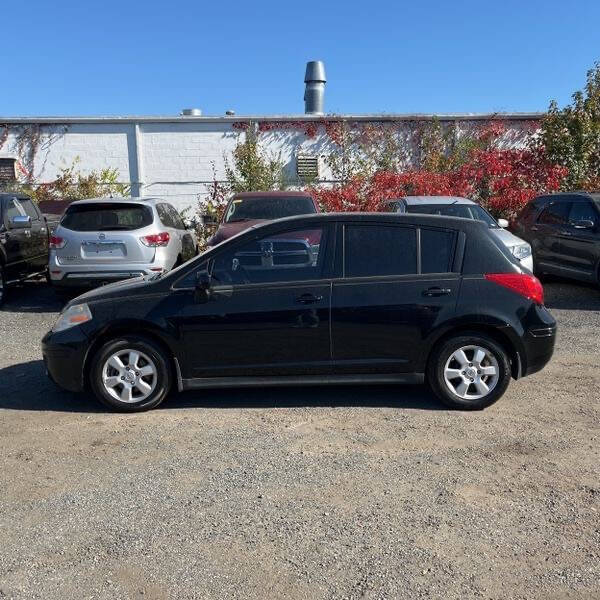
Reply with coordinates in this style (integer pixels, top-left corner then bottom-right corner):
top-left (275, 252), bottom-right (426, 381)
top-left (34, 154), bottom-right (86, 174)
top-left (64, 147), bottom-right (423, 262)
top-left (0, 158), bottom-right (17, 182)
top-left (296, 154), bottom-right (319, 179)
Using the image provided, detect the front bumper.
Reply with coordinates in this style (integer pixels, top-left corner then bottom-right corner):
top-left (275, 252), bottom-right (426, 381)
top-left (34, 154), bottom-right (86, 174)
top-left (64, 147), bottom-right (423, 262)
top-left (41, 327), bottom-right (91, 392)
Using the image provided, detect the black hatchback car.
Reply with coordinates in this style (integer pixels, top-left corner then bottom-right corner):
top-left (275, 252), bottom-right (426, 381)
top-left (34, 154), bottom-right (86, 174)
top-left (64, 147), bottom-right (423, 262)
top-left (42, 213), bottom-right (556, 412)
top-left (511, 192), bottom-right (600, 285)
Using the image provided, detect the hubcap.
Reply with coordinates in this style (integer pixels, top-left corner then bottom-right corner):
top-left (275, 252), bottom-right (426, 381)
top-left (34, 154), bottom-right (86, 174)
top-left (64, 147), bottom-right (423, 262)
top-left (101, 349), bottom-right (157, 403)
top-left (443, 345), bottom-right (499, 401)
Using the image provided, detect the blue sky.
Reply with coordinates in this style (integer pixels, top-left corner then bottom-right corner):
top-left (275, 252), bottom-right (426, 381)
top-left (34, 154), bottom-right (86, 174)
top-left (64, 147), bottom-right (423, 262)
top-left (3, 0), bottom-right (599, 116)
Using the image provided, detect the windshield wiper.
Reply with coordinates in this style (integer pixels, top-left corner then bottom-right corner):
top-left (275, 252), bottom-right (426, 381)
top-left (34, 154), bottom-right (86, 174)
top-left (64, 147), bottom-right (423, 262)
top-left (227, 218), bottom-right (252, 223)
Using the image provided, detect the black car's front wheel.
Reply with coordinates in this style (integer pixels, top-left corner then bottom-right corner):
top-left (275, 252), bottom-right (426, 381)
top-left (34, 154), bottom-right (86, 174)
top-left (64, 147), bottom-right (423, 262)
top-left (427, 333), bottom-right (511, 410)
top-left (89, 336), bottom-right (172, 411)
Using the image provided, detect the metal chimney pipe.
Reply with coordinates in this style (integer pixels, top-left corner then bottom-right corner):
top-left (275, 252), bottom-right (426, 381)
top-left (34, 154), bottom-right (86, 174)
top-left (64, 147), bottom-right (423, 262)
top-left (304, 61), bottom-right (326, 115)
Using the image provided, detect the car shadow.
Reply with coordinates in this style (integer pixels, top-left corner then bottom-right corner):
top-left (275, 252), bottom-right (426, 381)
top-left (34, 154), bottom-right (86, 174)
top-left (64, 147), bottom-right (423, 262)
top-left (543, 280), bottom-right (600, 311)
top-left (0, 360), bottom-right (444, 413)
top-left (1, 280), bottom-right (64, 314)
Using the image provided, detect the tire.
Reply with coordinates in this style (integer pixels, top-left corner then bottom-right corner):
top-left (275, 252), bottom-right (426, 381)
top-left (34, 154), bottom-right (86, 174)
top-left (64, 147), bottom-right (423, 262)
top-left (89, 336), bottom-right (172, 412)
top-left (427, 333), bottom-right (512, 410)
top-left (0, 265), bottom-right (5, 307)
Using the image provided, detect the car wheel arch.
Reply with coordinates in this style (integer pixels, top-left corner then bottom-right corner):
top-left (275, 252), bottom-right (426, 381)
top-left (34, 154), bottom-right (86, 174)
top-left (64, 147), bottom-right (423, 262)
top-left (424, 323), bottom-right (523, 380)
top-left (83, 322), bottom-right (178, 390)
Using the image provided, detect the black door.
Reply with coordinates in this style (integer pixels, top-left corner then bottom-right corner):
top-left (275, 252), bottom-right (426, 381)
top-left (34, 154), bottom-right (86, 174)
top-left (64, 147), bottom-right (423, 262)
top-left (558, 199), bottom-right (600, 281)
top-left (172, 223), bottom-right (334, 378)
top-left (532, 200), bottom-right (572, 274)
top-left (331, 223), bottom-right (460, 374)
top-left (0, 196), bottom-right (31, 281)
top-left (20, 197), bottom-right (48, 273)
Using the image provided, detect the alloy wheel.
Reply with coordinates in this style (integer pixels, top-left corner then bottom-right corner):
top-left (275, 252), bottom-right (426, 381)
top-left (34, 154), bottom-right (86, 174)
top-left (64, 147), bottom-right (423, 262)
top-left (101, 349), bottom-right (157, 403)
top-left (443, 345), bottom-right (499, 400)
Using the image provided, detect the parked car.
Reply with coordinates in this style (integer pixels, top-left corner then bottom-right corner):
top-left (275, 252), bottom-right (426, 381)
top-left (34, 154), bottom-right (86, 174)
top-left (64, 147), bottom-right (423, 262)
top-left (384, 196), bottom-right (534, 272)
top-left (43, 212), bottom-right (556, 412)
top-left (0, 193), bottom-right (50, 305)
top-left (206, 191), bottom-right (318, 246)
top-left (49, 197), bottom-right (198, 293)
top-left (511, 192), bottom-right (600, 285)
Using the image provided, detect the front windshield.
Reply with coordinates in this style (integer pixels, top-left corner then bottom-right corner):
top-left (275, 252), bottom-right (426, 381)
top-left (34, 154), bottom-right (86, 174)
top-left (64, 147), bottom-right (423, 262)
top-left (405, 203), bottom-right (498, 228)
top-left (224, 196), bottom-right (316, 223)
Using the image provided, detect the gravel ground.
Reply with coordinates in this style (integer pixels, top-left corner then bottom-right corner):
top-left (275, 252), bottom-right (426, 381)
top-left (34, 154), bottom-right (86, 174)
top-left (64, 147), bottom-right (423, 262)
top-left (0, 280), bottom-right (599, 600)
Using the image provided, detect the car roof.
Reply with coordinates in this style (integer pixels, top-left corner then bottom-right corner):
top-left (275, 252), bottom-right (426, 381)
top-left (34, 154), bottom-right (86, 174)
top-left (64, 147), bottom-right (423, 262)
top-left (232, 191), bottom-right (314, 199)
top-left (245, 211), bottom-right (487, 233)
top-left (397, 196), bottom-right (476, 206)
top-left (535, 191), bottom-right (600, 202)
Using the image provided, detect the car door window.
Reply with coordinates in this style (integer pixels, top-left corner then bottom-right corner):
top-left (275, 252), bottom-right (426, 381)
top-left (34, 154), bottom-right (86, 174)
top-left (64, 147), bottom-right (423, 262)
top-left (538, 202), bottom-right (572, 225)
top-left (568, 201), bottom-right (597, 225)
top-left (157, 204), bottom-right (175, 228)
top-left (166, 204), bottom-right (185, 229)
top-left (19, 198), bottom-right (40, 221)
top-left (4, 198), bottom-right (27, 222)
top-left (344, 224), bottom-right (417, 277)
top-left (421, 228), bottom-right (457, 273)
top-left (211, 226), bottom-right (328, 285)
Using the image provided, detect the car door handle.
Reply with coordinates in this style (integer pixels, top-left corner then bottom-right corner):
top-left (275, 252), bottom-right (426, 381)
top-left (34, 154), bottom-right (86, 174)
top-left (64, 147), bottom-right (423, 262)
top-left (296, 293), bottom-right (323, 304)
top-left (531, 226), bottom-right (539, 231)
top-left (423, 287), bottom-right (452, 297)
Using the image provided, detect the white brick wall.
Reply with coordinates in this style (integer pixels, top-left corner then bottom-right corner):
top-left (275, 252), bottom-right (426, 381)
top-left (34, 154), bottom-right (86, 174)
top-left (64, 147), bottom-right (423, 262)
top-left (0, 115), bottom-right (540, 214)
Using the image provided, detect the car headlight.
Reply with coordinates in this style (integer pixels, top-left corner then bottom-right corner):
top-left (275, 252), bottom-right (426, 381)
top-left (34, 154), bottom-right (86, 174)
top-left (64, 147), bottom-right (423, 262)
top-left (511, 243), bottom-right (532, 261)
top-left (52, 303), bottom-right (93, 333)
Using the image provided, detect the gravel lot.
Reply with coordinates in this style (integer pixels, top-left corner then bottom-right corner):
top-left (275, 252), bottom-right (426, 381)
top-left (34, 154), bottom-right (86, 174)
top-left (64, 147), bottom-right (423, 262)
top-left (0, 280), bottom-right (599, 600)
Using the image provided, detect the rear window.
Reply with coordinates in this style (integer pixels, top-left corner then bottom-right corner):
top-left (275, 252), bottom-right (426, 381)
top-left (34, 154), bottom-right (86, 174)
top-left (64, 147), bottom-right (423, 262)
top-left (224, 196), bottom-right (316, 223)
top-left (421, 228), bottom-right (456, 273)
top-left (406, 203), bottom-right (497, 228)
top-left (60, 203), bottom-right (153, 231)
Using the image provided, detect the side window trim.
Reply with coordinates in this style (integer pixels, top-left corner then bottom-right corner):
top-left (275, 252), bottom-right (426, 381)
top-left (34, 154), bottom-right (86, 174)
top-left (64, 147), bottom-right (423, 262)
top-left (341, 222), bottom-right (458, 279)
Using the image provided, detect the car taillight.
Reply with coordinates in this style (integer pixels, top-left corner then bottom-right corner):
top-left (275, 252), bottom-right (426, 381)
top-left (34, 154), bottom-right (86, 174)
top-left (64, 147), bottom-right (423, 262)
top-left (49, 235), bottom-right (66, 249)
top-left (485, 273), bottom-right (544, 305)
top-left (140, 232), bottom-right (170, 247)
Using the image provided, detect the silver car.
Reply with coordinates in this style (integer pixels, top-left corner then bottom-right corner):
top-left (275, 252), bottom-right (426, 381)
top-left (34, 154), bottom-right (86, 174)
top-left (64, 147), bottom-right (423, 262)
top-left (49, 197), bottom-right (198, 291)
top-left (385, 196), bottom-right (534, 272)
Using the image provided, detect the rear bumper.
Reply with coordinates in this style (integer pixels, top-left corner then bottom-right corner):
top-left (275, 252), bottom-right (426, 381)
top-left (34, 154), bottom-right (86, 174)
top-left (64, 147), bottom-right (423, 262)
top-left (521, 324), bottom-right (557, 377)
top-left (41, 327), bottom-right (90, 392)
top-left (49, 255), bottom-right (171, 288)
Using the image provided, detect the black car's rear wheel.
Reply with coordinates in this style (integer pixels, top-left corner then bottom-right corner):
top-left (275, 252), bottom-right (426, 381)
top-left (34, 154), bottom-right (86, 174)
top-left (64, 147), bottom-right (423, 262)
top-left (427, 333), bottom-right (511, 410)
top-left (89, 336), bottom-right (172, 411)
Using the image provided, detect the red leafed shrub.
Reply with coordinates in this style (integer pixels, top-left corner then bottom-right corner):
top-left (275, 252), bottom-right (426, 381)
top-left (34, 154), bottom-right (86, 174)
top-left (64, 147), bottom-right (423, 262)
top-left (310, 147), bottom-right (567, 218)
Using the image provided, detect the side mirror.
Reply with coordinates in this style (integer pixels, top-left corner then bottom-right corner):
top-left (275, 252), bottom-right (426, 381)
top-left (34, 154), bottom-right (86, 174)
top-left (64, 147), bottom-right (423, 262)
top-left (572, 219), bottom-right (595, 229)
top-left (497, 218), bottom-right (509, 229)
top-left (194, 269), bottom-right (212, 303)
top-left (10, 215), bottom-right (31, 229)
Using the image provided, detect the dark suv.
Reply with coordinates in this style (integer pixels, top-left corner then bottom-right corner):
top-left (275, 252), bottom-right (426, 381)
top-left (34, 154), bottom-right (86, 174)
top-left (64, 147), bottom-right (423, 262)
top-left (0, 193), bottom-right (50, 305)
top-left (511, 192), bottom-right (600, 285)
top-left (42, 213), bottom-right (556, 412)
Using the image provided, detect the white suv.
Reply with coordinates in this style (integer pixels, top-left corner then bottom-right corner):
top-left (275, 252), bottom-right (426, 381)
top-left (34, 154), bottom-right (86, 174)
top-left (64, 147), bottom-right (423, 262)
top-left (49, 197), bottom-right (197, 292)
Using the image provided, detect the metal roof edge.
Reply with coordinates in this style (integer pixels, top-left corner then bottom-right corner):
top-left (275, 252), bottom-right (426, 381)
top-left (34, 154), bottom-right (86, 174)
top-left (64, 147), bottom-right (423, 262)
top-left (0, 112), bottom-right (545, 125)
